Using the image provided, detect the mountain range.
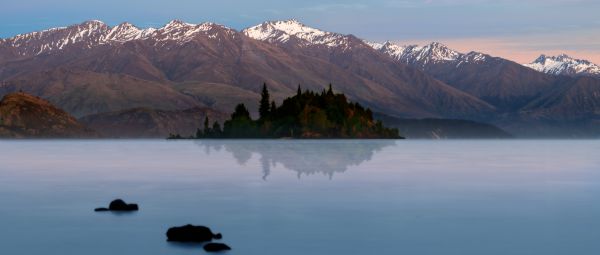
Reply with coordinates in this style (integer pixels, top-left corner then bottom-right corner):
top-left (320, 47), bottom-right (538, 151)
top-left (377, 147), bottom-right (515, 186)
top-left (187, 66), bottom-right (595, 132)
top-left (1, 19), bottom-right (599, 137)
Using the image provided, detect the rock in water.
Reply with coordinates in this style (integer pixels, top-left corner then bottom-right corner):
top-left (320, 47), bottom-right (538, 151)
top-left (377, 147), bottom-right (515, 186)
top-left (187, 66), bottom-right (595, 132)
top-left (166, 224), bottom-right (222, 242)
top-left (108, 199), bottom-right (139, 211)
top-left (204, 243), bottom-right (231, 252)
top-left (94, 199), bottom-right (139, 212)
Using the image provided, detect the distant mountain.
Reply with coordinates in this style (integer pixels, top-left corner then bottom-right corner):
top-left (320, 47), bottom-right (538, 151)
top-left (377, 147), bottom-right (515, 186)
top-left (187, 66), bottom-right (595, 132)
top-left (80, 107), bottom-right (228, 138)
top-left (367, 40), bottom-right (600, 136)
top-left (524, 54), bottom-right (600, 77)
top-left (0, 92), bottom-right (96, 138)
top-left (368, 41), bottom-right (561, 112)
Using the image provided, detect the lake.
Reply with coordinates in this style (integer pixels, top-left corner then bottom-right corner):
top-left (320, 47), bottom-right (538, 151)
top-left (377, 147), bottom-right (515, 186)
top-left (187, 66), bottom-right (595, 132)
top-left (1, 140), bottom-right (599, 255)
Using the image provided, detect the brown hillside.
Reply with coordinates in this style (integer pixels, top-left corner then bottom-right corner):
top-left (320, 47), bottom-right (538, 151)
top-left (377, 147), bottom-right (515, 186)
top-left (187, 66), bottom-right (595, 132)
top-left (0, 92), bottom-right (97, 138)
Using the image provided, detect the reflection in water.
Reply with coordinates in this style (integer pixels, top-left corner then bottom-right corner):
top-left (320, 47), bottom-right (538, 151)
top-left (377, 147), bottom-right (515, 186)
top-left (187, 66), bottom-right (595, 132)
top-left (195, 140), bottom-right (395, 179)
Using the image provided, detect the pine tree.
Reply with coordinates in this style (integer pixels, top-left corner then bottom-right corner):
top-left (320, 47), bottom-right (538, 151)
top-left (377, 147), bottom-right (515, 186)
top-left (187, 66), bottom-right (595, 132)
top-left (203, 116), bottom-right (211, 137)
top-left (259, 83), bottom-right (271, 120)
top-left (327, 83), bottom-right (333, 96)
top-left (270, 101), bottom-right (277, 113)
top-left (232, 104), bottom-right (251, 120)
top-left (212, 121), bottom-right (222, 136)
top-left (297, 85), bottom-right (302, 97)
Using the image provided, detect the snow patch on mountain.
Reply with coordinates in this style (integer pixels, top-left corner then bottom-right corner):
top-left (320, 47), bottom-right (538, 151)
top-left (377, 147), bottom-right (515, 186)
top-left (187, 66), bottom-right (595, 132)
top-left (524, 54), bottom-right (600, 77)
top-left (367, 41), bottom-right (485, 68)
top-left (242, 19), bottom-right (349, 48)
top-left (102, 22), bottom-right (154, 43)
top-left (6, 20), bottom-right (109, 55)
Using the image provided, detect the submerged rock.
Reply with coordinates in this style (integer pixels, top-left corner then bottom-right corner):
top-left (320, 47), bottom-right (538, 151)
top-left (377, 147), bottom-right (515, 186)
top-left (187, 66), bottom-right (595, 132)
top-left (94, 199), bottom-right (139, 212)
top-left (204, 243), bottom-right (231, 252)
top-left (166, 224), bottom-right (222, 243)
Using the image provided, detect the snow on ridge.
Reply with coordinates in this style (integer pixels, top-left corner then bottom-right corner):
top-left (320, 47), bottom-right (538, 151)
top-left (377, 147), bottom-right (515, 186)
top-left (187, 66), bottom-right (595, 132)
top-left (102, 22), bottom-right (147, 43)
top-left (242, 19), bottom-right (349, 48)
top-left (367, 40), bottom-right (474, 67)
top-left (152, 20), bottom-right (235, 43)
top-left (2, 19), bottom-right (237, 56)
top-left (364, 41), bottom-right (385, 50)
top-left (524, 54), bottom-right (600, 76)
top-left (5, 20), bottom-right (109, 55)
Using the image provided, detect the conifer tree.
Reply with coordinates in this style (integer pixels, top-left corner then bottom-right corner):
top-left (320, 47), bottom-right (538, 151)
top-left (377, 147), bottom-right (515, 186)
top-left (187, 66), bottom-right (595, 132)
top-left (327, 83), bottom-right (334, 96)
top-left (232, 104), bottom-right (251, 120)
top-left (270, 101), bottom-right (277, 113)
top-left (259, 83), bottom-right (271, 119)
top-left (212, 121), bottom-right (222, 136)
top-left (297, 85), bottom-right (302, 97)
top-left (203, 116), bottom-right (211, 137)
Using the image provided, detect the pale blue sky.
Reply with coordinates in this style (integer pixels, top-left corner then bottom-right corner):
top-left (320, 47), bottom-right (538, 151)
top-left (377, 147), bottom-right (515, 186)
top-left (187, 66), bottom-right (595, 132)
top-left (1, 0), bottom-right (599, 63)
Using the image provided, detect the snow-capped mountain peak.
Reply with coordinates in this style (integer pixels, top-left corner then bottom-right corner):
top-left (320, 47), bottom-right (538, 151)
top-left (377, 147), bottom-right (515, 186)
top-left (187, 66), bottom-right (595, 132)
top-left (418, 42), bottom-right (461, 62)
top-left (162, 19), bottom-right (195, 30)
top-left (525, 54), bottom-right (600, 77)
top-left (242, 19), bottom-right (348, 48)
top-left (103, 22), bottom-right (148, 43)
top-left (367, 41), bottom-right (464, 67)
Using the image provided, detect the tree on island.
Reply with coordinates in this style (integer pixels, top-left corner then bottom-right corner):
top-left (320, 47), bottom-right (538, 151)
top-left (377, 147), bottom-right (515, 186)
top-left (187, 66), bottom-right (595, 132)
top-left (171, 83), bottom-right (402, 139)
top-left (259, 83), bottom-right (271, 120)
top-left (222, 104), bottom-right (257, 137)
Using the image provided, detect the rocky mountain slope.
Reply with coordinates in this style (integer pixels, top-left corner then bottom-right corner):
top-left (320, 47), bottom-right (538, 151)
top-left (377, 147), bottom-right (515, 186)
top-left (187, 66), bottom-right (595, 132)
top-left (0, 92), bottom-right (96, 138)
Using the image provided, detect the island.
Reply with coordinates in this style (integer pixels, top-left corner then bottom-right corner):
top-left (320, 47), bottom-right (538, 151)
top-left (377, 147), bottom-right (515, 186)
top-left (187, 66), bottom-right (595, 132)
top-left (169, 84), bottom-right (402, 139)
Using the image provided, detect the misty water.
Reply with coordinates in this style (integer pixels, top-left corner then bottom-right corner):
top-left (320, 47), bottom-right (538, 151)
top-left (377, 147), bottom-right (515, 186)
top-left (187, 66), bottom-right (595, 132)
top-left (1, 140), bottom-right (600, 255)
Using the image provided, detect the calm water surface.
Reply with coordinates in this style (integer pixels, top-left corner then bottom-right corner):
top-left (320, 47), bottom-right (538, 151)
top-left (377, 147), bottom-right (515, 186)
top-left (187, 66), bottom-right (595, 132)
top-left (1, 140), bottom-right (599, 255)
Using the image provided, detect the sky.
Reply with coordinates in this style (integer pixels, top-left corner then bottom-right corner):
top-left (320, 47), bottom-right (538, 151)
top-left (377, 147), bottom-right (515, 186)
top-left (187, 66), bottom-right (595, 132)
top-left (1, 0), bottom-right (599, 64)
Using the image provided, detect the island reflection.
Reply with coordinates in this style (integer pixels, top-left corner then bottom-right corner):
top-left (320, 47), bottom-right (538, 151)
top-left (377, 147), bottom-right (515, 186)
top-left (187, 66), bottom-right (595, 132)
top-left (195, 140), bottom-right (395, 179)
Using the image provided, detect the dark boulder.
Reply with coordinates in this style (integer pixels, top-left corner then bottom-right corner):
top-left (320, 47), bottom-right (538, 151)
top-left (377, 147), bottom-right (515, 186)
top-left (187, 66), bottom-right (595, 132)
top-left (94, 199), bottom-right (139, 212)
top-left (166, 224), bottom-right (222, 243)
top-left (108, 199), bottom-right (139, 211)
top-left (204, 243), bottom-right (231, 252)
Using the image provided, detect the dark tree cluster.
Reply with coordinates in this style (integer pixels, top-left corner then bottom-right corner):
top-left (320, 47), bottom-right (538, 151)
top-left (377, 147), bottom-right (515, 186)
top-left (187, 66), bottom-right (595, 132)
top-left (170, 83), bottom-right (401, 139)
